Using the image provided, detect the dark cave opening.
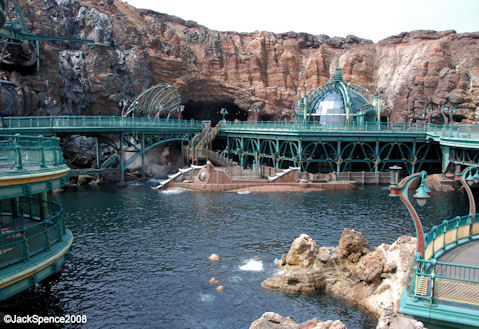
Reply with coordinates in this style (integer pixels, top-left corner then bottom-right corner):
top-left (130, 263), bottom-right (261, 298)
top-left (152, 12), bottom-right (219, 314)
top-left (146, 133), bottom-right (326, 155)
top-left (182, 101), bottom-right (248, 125)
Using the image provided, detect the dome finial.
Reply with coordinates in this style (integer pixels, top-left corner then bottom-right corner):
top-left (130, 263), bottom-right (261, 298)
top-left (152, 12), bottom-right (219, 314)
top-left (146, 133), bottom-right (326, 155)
top-left (333, 65), bottom-right (343, 83)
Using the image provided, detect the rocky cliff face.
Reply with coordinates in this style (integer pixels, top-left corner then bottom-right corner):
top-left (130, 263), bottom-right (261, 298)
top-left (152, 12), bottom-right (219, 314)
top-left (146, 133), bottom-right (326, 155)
top-left (3, 0), bottom-right (479, 123)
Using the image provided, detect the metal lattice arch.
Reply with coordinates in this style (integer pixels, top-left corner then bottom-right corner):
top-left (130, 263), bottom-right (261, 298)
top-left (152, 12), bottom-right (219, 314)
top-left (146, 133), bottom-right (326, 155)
top-left (123, 84), bottom-right (182, 118)
top-left (295, 66), bottom-right (381, 125)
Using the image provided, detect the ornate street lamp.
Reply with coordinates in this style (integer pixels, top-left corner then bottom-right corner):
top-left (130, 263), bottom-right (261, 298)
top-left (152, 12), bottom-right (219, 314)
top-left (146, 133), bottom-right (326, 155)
top-left (439, 104), bottom-right (455, 126)
top-left (220, 108), bottom-right (228, 122)
top-left (454, 165), bottom-right (477, 221)
top-left (390, 167), bottom-right (431, 257)
top-left (421, 105), bottom-right (433, 124)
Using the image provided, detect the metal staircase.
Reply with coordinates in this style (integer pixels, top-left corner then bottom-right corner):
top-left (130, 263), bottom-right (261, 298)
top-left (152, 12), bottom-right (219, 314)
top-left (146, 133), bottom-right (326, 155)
top-left (186, 121), bottom-right (222, 164)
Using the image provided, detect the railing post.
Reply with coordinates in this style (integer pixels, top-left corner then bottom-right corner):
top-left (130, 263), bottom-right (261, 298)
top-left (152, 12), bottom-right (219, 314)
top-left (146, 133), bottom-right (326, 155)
top-left (430, 265), bottom-right (436, 305)
top-left (14, 133), bottom-right (23, 170)
top-left (44, 221), bottom-right (51, 250)
top-left (39, 135), bottom-right (46, 168)
top-left (22, 230), bottom-right (29, 261)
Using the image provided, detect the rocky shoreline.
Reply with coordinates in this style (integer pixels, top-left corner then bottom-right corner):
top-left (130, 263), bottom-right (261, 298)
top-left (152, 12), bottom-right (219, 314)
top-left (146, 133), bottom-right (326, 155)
top-left (251, 230), bottom-right (424, 329)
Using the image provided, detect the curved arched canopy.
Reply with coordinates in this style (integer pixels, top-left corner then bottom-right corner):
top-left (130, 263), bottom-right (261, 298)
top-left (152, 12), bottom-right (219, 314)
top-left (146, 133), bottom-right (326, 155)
top-left (296, 66), bottom-right (379, 125)
top-left (123, 84), bottom-right (182, 118)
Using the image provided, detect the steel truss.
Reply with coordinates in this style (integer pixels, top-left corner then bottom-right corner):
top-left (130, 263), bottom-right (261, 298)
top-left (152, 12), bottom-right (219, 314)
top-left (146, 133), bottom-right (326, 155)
top-left (225, 137), bottom-right (441, 174)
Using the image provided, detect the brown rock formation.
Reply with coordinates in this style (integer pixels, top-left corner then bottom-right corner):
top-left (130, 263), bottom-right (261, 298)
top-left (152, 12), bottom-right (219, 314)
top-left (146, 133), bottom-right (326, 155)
top-left (250, 312), bottom-right (347, 329)
top-left (262, 230), bottom-right (423, 328)
top-left (2, 1), bottom-right (478, 123)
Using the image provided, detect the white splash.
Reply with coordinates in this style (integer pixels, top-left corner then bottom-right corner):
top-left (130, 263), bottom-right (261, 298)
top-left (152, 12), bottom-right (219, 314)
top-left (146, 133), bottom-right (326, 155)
top-left (237, 191), bottom-right (250, 194)
top-left (239, 259), bottom-right (264, 272)
top-left (160, 188), bottom-right (184, 195)
top-left (199, 293), bottom-right (215, 302)
top-left (148, 178), bottom-right (164, 184)
top-left (274, 269), bottom-right (286, 276)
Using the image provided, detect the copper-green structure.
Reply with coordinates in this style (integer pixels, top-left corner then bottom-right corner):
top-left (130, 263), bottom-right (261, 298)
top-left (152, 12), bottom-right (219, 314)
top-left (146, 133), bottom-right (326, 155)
top-left (0, 0), bottom-right (98, 69)
top-left (122, 84), bottom-right (183, 119)
top-left (0, 134), bottom-right (72, 301)
top-left (294, 66), bottom-right (381, 126)
top-left (393, 166), bottom-right (479, 328)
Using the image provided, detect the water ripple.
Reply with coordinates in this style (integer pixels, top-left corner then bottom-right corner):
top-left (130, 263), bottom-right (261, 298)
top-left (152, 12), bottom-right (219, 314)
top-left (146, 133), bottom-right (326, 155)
top-left (1, 184), bottom-right (470, 329)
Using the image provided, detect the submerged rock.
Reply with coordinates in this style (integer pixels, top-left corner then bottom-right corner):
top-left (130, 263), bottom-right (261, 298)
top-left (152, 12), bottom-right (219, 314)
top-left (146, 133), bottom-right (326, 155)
top-left (208, 253), bottom-right (220, 261)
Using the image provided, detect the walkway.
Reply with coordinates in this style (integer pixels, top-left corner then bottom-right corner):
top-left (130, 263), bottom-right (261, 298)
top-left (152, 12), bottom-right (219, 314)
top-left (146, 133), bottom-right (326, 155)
top-left (438, 240), bottom-right (479, 266)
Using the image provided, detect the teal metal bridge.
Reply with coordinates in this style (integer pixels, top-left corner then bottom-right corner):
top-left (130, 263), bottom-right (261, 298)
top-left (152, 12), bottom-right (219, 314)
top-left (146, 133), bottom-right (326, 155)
top-left (1, 116), bottom-right (203, 182)
top-left (1, 116), bottom-right (479, 180)
top-left (219, 120), bottom-right (479, 174)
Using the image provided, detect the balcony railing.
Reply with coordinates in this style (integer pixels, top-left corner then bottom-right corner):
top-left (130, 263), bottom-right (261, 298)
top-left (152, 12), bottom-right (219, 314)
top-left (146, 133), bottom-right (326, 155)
top-left (220, 120), bottom-right (479, 140)
top-left (405, 214), bottom-right (479, 307)
top-left (0, 116), bottom-right (203, 130)
top-left (0, 134), bottom-right (65, 170)
top-left (0, 197), bottom-right (66, 268)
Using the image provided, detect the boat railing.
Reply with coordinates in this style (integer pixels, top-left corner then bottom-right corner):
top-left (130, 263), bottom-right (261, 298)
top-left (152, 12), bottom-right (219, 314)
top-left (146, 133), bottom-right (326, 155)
top-left (0, 198), bottom-right (65, 269)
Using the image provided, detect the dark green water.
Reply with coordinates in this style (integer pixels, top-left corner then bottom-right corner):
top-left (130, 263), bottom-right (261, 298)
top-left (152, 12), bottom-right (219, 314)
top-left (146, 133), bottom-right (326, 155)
top-left (0, 182), bottom-right (469, 328)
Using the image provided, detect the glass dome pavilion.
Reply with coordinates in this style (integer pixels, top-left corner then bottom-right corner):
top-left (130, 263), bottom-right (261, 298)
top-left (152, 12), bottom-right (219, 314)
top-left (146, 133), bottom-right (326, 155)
top-left (295, 66), bottom-right (381, 125)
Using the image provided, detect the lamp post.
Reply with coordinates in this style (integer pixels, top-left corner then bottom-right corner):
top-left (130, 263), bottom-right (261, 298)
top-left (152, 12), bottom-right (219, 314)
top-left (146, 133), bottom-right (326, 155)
top-left (421, 105), bottom-right (433, 124)
top-left (439, 104), bottom-right (455, 126)
top-left (454, 165), bottom-right (477, 221)
top-left (220, 108), bottom-right (228, 122)
top-left (389, 167), bottom-right (431, 257)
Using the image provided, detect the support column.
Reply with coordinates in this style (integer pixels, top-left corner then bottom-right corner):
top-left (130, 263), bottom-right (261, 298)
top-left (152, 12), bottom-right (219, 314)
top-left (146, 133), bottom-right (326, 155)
top-left (336, 141), bottom-right (342, 174)
top-left (39, 192), bottom-right (48, 220)
top-left (297, 141), bottom-right (303, 171)
top-left (96, 137), bottom-right (101, 169)
top-left (119, 133), bottom-right (125, 184)
top-left (411, 142), bottom-right (417, 174)
top-left (96, 136), bottom-right (101, 182)
top-left (441, 146), bottom-right (451, 175)
top-left (10, 197), bottom-right (19, 220)
top-left (141, 133), bottom-right (145, 179)
top-left (374, 141), bottom-right (380, 173)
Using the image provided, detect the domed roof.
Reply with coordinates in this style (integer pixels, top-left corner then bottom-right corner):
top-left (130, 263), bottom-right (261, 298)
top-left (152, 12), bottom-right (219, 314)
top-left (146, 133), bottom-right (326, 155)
top-left (296, 66), bottom-right (379, 124)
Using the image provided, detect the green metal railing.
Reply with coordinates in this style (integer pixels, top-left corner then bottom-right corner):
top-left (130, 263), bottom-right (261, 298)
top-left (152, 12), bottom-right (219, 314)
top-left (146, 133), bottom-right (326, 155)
top-left (0, 116), bottom-right (203, 130)
top-left (405, 214), bottom-right (479, 307)
top-left (221, 120), bottom-right (479, 139)
top-left (0, 197), bottom-right (65, 268)
top-left (407, 257), bottom-right (479, 307)
top-left (0, 134), bottom-right (64, 170)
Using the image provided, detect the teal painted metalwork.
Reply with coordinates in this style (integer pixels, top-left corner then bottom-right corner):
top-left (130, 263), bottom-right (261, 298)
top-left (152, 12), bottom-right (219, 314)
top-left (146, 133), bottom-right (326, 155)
top-left (0, 197), bottom-right (66, 268)
top-left (122, 84), bottom-right (183, 119)
top-left (0, 132), bottom-right (72, 301)
top-left (0, 134), bottom-right (64, 170)
top-left (1, 116), bottom-right (479, 175)
top-left (398, 166), bottom-right (479, 328)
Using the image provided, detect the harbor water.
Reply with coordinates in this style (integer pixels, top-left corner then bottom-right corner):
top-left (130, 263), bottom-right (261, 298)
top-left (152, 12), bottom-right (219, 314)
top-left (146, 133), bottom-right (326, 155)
top-left (0, 183), bottom-right (469, 328)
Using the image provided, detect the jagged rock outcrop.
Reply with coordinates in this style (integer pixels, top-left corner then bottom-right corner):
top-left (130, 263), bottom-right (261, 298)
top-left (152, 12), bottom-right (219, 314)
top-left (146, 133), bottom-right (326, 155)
top-left (250, 312), bottom-right (347, 329)
top-left (1, 0), bottom-right (478, 123)
top-left (262, 230), bottom-right (423, 329)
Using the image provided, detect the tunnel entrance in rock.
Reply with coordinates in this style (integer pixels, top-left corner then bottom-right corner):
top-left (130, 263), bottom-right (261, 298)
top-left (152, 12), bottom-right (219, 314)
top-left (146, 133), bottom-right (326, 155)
top-left (182, 101), bottom-right (248, 125)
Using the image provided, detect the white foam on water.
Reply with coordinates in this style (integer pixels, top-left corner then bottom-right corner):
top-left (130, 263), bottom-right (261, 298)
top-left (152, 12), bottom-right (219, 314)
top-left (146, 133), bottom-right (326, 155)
top-left (238, 259), bottom-right (264, 272)
top-left (148, 178), bottom-right (164, 184)
top-left (229, 275), bottom-right (243, 283)
top-left (128, 182), bottom-right (143, 186)
top-left (237, 191), bottom-right (250, 194)
top-left (274, 269), bottom-right (286, 276)
top-left (273, 258), bottom-right (280, 265)
top-left (199, 293), bottom-right (215, 303)
top-left (160, 188), bottom-right (184, 195)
